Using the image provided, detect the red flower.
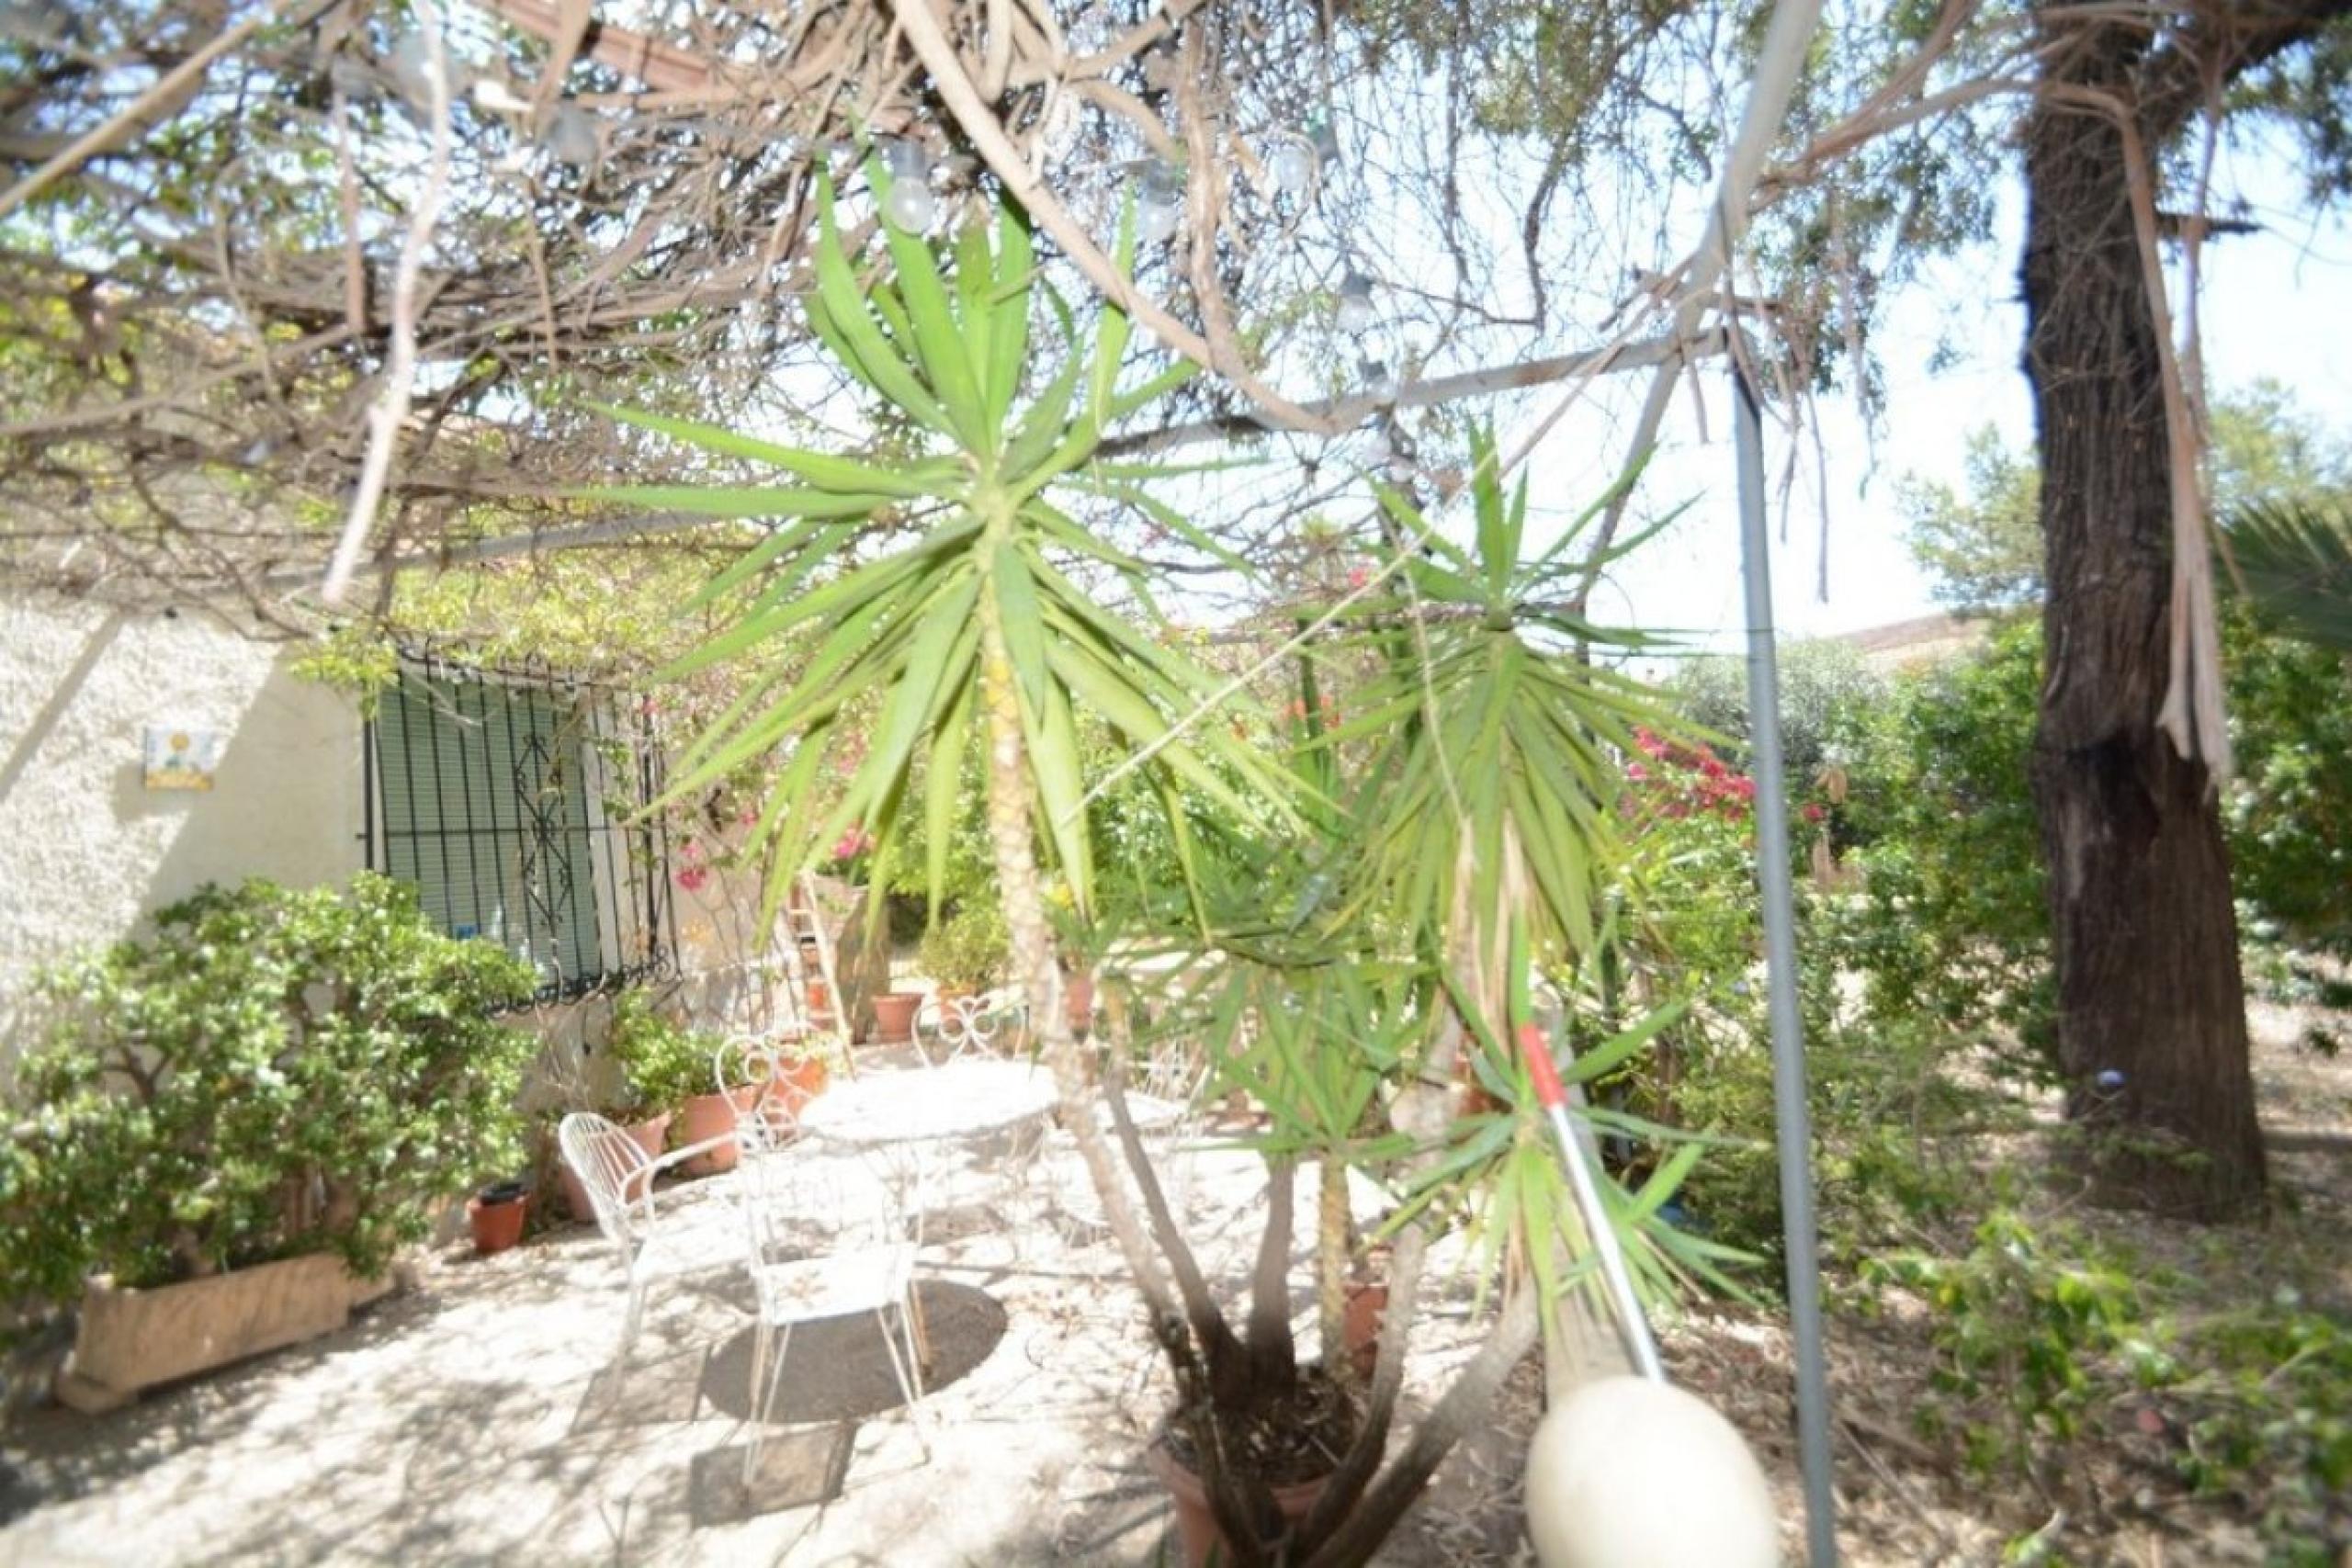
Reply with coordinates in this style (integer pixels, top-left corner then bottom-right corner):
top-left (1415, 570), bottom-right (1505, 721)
top-left (674, 865), bottom-right (709, 893)
top-left (1803, 803), bottom-right (1826, 823)
top-left (1730, 776), bottom-right (1756, 800)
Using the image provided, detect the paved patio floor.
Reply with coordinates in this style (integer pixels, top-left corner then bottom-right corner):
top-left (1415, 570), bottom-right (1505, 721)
top-left (0, 1073), bottom-right (1518, 1567)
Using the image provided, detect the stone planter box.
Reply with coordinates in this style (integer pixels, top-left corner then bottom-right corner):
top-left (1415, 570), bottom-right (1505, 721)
top-left (54, 1253), bottom-right (390, 1414)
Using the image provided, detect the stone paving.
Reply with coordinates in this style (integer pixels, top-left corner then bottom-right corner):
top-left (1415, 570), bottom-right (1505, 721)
top-left (0, 1069), bottom-right (1505, 1567)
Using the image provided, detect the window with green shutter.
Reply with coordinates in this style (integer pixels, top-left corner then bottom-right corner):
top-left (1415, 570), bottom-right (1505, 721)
top-left (367, 660), bottom-right (673, 999)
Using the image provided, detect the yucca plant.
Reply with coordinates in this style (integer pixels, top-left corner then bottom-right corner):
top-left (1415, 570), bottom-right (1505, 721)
top-left (2222, 499), bottom-right (2352, 653)
top-left (603, 181), bottom-right (1708, 1563)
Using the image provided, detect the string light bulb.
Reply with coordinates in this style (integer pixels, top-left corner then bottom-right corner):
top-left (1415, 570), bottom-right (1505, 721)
top-left (1308, 117), bottom-right (1340, 175)
top-left (541, 104), bottom-right (599, 169)
top-left (1335, 269), bottom-right (1375, 334)
top-left (881, 136), bottom-right (938, 232)
top-left (1269, 133), bottom-right (1315, 197)
top-left (1135, 161), bottom-right (1184, 244)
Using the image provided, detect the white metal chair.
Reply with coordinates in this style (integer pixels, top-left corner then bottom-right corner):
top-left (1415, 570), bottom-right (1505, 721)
top-left (1050, 1039), bottom-right (1212, 1238)
top-left (712, 1034), bottom-right (822, 1143)
top-left (727, 1111), bottom-right (931, 1482)
top-left (913, 988), bottom-right (1028, 1066)
top-left (558, 1111), bottom-right (726, 1362)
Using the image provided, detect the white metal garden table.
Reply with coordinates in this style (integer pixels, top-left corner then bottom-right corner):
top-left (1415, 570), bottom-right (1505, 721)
top-left (797, 1058), bottom-right (1060, 1367)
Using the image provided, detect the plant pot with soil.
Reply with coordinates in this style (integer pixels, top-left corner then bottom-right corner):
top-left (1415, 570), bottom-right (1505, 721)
top-left (467, 1181), bottom-right (529, 1256)
top-left (867, 990), bottom-right (923, 1043)
top-left (1150, 1370), bottom-right (1354, 1568)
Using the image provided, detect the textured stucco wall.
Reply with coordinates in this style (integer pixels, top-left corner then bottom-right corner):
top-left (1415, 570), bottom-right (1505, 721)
top-left (0, 597), bottom-right (365, 1059)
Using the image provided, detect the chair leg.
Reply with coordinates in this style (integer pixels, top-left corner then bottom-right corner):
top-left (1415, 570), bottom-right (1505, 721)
top-left (619, 1270), bottom-right (648, 1369)
top-left (875, 1298), bottom-right (931, 1461)
top-left (742, 1317), bottom-right (771, 1490)
top-left (742, 1318), bottom-right (795, 1488)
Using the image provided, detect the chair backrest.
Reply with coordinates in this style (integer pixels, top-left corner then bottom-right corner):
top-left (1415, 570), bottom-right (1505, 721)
top-left (714, 1032), bottom-right (827, 1141)
top-left (918, 988), bottom-right (1028, 1066)
top-left (558, 1112), bottom-right (659, 1253)
top-left (729, 1111), bottom-right (899, 1268)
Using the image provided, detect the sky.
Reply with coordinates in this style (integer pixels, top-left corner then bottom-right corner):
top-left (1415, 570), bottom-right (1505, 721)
top-left (1572, 141), bottom-right (2352, 655)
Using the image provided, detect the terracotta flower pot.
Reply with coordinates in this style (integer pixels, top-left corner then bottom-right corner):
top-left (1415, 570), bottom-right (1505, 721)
top-left (1148, 1439), bottom-right (1333, 1568)
top-left (775, 1054), bottom-right (831, 1112)
top-left (560, 1112), bottom-right (673, 1223)
top-left (467, 1189), bottom-right (528, 1256)
top-left (679, 1085), bottom-right (763, 1176)
top-left (868, 991), bottom-right (922, 1043)
top-left (1342, 1281), bottom-right (1388, 1382)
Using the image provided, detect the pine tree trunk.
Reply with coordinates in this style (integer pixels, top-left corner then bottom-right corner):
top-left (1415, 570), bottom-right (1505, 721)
top-left (2020, 12), bottom-right (2266, 1218)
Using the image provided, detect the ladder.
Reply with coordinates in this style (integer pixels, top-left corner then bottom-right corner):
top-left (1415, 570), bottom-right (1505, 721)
top-left (784, 870), bottom-right (856, 1074)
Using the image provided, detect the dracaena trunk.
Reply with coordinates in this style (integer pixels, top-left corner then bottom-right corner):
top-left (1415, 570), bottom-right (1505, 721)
top-left (974, 594), bottom-right (1280, 1560)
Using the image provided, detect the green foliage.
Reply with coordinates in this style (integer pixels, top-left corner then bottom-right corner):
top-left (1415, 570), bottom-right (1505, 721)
top-left (917, 900), bottom-right (1011, 993)
top-left (605, 988), bottom-right (723, 1119)
top-left (609, 183), bottom-right (1294, 926)
top-left (1866, 1210), bottom-right (2154, 1474)
top-left (1839, 618), bottom-right (2055, 1063)
top-left (0, 876), bottom-right (537, 1303)
top-left (1329, 434), bottom-right (1676, 965)
top-left (2224, 499), bottom-right (2352, 656)
top-left (1897, 425), bottom-right (2043, 613)
top-left (1901, 380), bottom-right (2352, 618)
top-left (2223, 606), bottom-right (2352, 960)
top-left (1665, 637), bottom-right (1899, 821)
top-left (1866, 1210), bottom-right (2352, 1563)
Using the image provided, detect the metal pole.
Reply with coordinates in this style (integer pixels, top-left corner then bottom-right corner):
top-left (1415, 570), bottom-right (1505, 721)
top-left (1519, 1024), bottom-right (1666, 1382)
top-left (1733, 358), bottom-right (1838, 1568)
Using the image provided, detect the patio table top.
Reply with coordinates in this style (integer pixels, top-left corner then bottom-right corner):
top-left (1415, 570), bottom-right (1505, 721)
top-left (798, 1058), bottom-right (1059, 1149)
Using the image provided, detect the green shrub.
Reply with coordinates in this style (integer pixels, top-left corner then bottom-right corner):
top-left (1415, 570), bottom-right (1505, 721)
top-left (604, 987), bottom-right (721, 1117)
top-left (1842, 618), bottom-right (2056, 1069)
top-left (917, 901), bottom-right (1011, 993)
top-left (1866, 1210), bottom-right (2352, 1564)
top-left (0, 875), bottom-right (537, 1303)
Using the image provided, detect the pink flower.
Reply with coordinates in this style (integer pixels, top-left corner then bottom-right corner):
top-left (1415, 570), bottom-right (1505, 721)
top-left (737, 807), bottom-right (759, 828)
top-left (1803, 803), bottom-right (1826, 824)
top-left (1346, 565), bottom-right (1372, 590)
top-left (1730, 776), bottom-right (1756, 800)
top-left (830, 826), bottom-right (873, 863)
top-left (1625, 761), bottom-right (1648, 783)
top-left (680, 838), bottom-right (703, 861)
top-left (674, 865), bottom-right (709, 893)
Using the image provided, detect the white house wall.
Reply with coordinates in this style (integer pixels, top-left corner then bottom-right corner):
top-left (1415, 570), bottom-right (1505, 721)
top-left (0, 596), bottom-right (365, 1073)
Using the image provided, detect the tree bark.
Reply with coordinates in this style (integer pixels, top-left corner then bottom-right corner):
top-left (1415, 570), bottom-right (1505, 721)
top-left (2019, 10), bottom-right (2266, 1218)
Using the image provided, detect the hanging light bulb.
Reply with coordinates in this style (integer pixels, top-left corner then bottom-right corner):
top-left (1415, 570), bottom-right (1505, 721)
top-left (1361, 357), bottom-right (1399, 404)
top-left (1308, 117), bottom-right (1341, 175)
top-left (1335, 269), bottom-right (1375, 334)
top-left (541, 104), bottom-right (599, 169)
top-left (0, 0), bottom-right (72, 47)
top-left (880, 136), bottom-right (937, 232)
top-left (384, 31), bottom-right (456, 109)
top-left (1135, 161), bottom-right (1184, 245)
top-left (1269, 133), bottom-right (1315, 198)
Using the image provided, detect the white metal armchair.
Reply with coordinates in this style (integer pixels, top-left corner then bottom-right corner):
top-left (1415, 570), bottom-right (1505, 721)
top-left (727, 1112), bottom-right (930, 1482)
top-left (557, 1111), bottom-right (727, 1363)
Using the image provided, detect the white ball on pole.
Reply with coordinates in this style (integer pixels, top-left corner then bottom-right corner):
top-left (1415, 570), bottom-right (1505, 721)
top-left (1525, 1374), bottom-right (1781, 1568)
